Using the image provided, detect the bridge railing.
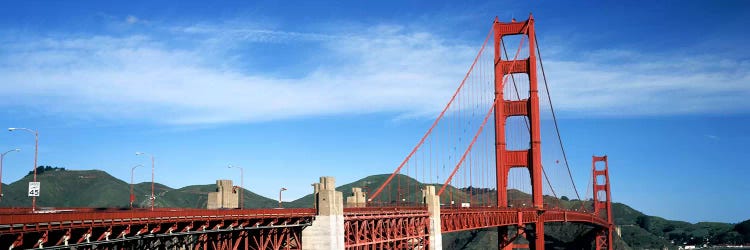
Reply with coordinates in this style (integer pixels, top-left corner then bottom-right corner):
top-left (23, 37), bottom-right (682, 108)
top-left (0, 207), bottom-right (211, 215)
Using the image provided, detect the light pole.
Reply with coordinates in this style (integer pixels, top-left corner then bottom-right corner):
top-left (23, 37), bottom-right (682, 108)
top-left (0, 149), bottom-right (20, 202)
top-left (135, 152), bottom-right (155, 211)
top-left (279, 187), bottom-right (287, 208)
top-left (130, 164), bottom-right (143, 208)
top-left (8, 128), bottom-right (38, 211)
top-left (228, 165), bottom-right (244, 209)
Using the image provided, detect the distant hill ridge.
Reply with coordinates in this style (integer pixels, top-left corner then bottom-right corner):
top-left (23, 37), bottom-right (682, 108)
top-left (0, 169), bottom-right (277, 209)
top-left (1, 169), bottom-right (748, 249)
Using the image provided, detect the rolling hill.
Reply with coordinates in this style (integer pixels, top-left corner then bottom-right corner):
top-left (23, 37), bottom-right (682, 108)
top-left (0, 169), bottom-right (278, 209)
top-left (1, 169), bottom-right (747, 249)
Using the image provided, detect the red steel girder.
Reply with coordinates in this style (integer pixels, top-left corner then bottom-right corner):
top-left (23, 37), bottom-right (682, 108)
top-left (0, 208), bottom-right (314, 249)
top-left (344, 212), bottom-right (430, 249)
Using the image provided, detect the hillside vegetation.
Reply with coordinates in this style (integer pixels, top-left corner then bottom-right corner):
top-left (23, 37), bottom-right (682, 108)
top-left (1, 169), bottom-right (748, 249)
top-left (0, 169), bottom-right (277, 209)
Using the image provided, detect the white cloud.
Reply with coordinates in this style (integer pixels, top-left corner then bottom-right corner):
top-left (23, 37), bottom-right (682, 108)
top-left (126, 15), bottom-right (139, 24)
top-left (0, 21), bottom-right (747, 125)
top-left (0, 24), bottom-right (474, 124)
top-left (705, 134), bottom-right (719, 140)
top-left (543, 50), bottom-right (750, 116)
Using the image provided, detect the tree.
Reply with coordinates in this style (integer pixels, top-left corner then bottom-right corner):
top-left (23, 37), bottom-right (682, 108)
top-left (28, 165), bottom-right (66, 175)
top-left (662, 224), bottom-right (675, 233)
top-left (561, 196), bottom-right (569, 201)
top-left (735, 219), bottom-right (750, 243)
top-left (636, 215), bottom-right (651, 229)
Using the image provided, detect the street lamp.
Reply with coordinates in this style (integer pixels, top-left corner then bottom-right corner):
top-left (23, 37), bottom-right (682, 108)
top-left (279, 187), bottom-right (287, 208)
top-left (129, 164), bottom-right (143, 208)
top-left (0, 149), bottom-right (20, 202)
top-left (8, 127), bottom-right (39, 211)
top-left (228, 165), bottom-right (244, 209)
top-left (135, 152), bottom-right (155, 211)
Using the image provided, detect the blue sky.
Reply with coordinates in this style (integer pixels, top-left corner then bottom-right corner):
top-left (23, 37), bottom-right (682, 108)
top-left (0, 1), bottom-right (748, 223)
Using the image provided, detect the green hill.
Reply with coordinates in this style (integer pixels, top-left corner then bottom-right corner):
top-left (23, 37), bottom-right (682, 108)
top-left (0, 183), bottom-right (8, 201)
top-left (0, 169), bottom-right (278, 209)
top-left (2, 169), bottom-right (132, 207)
top-left (1, 170), bottom-right (747, 249)
top-left (288, 174), bottom-right (749, 249)
top-left (285, 174), bottom-right (425, 208)
top-left (285, 174), bottom-right (499, 208)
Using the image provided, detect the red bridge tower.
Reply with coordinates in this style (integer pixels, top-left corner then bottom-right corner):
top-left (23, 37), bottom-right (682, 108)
top-left (493, 15), bottom-right (546, 249)
top-left (593, 155), bottom-right (614, 250)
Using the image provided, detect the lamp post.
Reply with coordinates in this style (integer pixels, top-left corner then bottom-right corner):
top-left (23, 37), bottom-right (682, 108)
top-left (279, 187), bottom-right (287, 208)
top-left (8, 128), bottom-right (38, 211)
top-left (228, 165), bottom-right (244, 209)
top-left (135, 152), bottom-right (155, 211)
top-left (0, 149), bottom-right (20, 202)
top-left (130, 164), bottom-right (143, 208)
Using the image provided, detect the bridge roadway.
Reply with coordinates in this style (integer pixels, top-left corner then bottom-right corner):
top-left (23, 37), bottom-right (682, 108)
top-left (0, 206), bottom-right (607, 249)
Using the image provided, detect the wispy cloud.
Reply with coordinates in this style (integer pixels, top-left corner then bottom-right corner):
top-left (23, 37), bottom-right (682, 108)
top-left (0, 19), bottom-right (747, 125)
top-left (125, 15), bottom-right (140, 24)
top-left (542, 48), bottom-right (750, 117)
top-left (174, 23), bottom-right (336, 43)
top-left (0, 22), bottom-right (474, 124)
top-left (705, 134), bottom-right (719, 140)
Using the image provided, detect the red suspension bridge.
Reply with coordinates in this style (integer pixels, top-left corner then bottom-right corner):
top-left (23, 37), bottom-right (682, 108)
top-left (0, 15), bottom-right (615, 250)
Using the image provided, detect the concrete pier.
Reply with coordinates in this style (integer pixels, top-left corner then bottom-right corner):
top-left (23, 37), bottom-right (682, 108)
top-left (206, 180), bottom-right (238, 209)
top-left (302, 176), bottom-right (345, 250)
top-left (423, 186), bottom-right (442, 250)
top-left (345, 187), bottom-right (366, 208)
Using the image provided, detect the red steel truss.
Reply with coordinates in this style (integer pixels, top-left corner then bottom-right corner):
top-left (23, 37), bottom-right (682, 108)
top-left (343, 207), bottom-right (430, 249)
top-left (440, 208), bottom-right (608, 233)
top-left (0, 206), bottom-right (611, 249)
top-left (0, 208), bottom-right (314, 249)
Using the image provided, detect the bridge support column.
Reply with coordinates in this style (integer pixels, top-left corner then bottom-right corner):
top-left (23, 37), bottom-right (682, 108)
top-left (423, 186), bottom-right (442, 250)
top-left (302, 176), bottom-right (345, 250)
top-left (345, 187), bottom-right (366, 208)
top-left (498, 226), bottom-right (525, 250)
top-left (533, 218), bottom-right (545, 250)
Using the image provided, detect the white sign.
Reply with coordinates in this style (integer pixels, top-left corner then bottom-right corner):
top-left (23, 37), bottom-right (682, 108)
top-left (461, 202), bottom-right (471, 208)
top-left (28, 182), bottom-right (40, 197)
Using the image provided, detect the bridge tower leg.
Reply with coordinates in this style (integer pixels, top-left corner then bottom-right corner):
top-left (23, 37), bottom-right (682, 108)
top-left (493, 14), bottom-right (545, 249)
top-left (593, 156), bottom-right (614, 250)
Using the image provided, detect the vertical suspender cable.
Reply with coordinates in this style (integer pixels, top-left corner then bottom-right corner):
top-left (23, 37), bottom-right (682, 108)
top-left (502, 31), bottom-right (559, 201)
top-left (535, 36), bottom-right (581, 201)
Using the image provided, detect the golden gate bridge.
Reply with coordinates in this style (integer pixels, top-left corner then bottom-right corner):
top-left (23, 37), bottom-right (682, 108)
top-left (0, 15), bottom-right (614, 250)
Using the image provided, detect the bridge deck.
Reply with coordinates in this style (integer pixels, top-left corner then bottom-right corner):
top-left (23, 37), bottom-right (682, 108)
top-left (0, 207), bottom-right (607, 234)
top-left (0, 208), bottom-right (316, 234)
top-left (440, 207), bottom-right (608, 233)
top-left (0, 206), bottom-right (607, 249)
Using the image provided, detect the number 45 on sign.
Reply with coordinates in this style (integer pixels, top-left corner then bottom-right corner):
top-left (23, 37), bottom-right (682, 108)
top-left (28, 182), bottom-right (40, 197)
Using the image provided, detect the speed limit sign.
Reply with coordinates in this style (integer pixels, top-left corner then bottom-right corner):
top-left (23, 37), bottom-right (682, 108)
top-left (28, 182), bottom-right (40, 197)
